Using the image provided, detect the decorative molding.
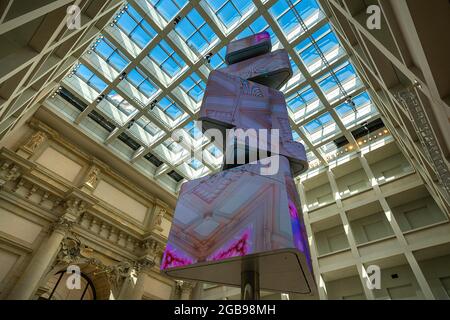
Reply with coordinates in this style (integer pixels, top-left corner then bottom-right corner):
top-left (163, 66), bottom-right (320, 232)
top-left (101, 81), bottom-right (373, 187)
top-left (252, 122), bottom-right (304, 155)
top-left (51, 217), bottom-right (75, 234)
top-left (78, 211), bottom-right (141, 253)
top-left (64, 198), bottom-right (87, 220)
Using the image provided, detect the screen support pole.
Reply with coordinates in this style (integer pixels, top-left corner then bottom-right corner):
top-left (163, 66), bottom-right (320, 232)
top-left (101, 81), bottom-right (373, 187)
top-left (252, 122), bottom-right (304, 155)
top-left (241, 270), bottom-right (260, 300)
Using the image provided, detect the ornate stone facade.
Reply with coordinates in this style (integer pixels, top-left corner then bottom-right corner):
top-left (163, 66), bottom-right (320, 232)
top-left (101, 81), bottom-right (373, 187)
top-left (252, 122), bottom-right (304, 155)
top-left (0, 122), bottom-right (176, 300)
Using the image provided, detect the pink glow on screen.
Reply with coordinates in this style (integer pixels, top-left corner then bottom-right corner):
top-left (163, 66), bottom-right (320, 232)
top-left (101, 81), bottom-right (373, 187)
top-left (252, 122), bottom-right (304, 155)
top-left (288, 200), bottom-right (305, 253)
top-left (255, 32), bottom-right (270, 41)
top-left (208, 227), bottom-right (252, 261)
top-left (288, 199), bottom-right (312, 271)
top-left (161, 244), bottom-right (195, 270)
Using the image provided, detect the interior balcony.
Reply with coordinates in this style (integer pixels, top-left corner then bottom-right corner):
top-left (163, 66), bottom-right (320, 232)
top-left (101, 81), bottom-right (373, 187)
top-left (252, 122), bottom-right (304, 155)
top-left (303, 171), bottom-right (334, 212)
top-left (345, 201), bottom-right (396, 250)
top-left (366, 141), bottom-right (415, 184)
top-left (413, 242), bottom-right (450, 299)
top-left (386, 185), bottom-right (449, 234)
top-left (312, 214), bottom-right (351, 259)
top-left (332, 157), bottom-right (371, 199)
top-left (321, 265), bottom-right (366, 300)
top-left (362, 254), bottom-right (425, 300)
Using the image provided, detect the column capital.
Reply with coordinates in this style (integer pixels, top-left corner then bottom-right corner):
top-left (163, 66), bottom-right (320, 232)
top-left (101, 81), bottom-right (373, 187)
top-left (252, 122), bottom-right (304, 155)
top-left (176, 280), bottom-right (194, 291)
top-left (63, 198), bottom-right (87, 220)
top-left (134, 256), bottom-right (156, 274)
top-left (51, 217), bottom-right (75, 234)
top-left (56, 236), bottom-right (82, 265)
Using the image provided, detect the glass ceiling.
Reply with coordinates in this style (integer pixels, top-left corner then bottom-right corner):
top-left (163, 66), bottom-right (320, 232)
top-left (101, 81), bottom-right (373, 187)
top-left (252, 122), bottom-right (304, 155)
top-left (46, 0), bottom-right (392, 194)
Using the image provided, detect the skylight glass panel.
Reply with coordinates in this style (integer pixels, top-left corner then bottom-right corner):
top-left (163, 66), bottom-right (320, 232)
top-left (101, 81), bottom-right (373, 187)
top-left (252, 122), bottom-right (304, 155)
top-left (291, 130), bottom-right (307, 147)
top-left (129, 115), bottom-right (161, 146)
top-left (184, 121), bottom-right (202, 139)
top-left (295, 23), bottom-right (345, 74)
top-left (175, 9), bottom-right (218, 54)
top-left (236, 16), bottom-right (279, 45)
top-left (269, 0), bottom-right (324, 40)
top-left (317, 61), bottom-right (362, 103)
top-left (209, 47), bottom-right (226, 70)
top-left (180, 73), bottom-right (206, 102)
top-left (126, 68), bottom-right (158, 98)
top-left (302, 112), bottom-right (340, 144)
top-left (116, 4), bottom-right (157, 48)
top-left (207, 0), bottom-right (255, 29)
top-left (136, 116), bottom-right (160, 136)
top-left (75, 64), bottom-right (107, 93)
top-left (335, 91), bottom-right (378, 127)
top-left (289, 56), bottom-right (300, 75)
top-left (163, 138), bottom-right (183, 153)
top-left (287, 85), bottom-right (323, 120)
top-left (148, 40), bottom-right (185, 77)
top-left (148, 0), bottom-right (187, 22)
top-left (189, 158), bottom-right (203, 170)
top-left (156, 97), bottom-right (183, 120)
top-left (106, 90), bottom-right (136, 117)
top-left (91, 36), bottom-right (129, 72)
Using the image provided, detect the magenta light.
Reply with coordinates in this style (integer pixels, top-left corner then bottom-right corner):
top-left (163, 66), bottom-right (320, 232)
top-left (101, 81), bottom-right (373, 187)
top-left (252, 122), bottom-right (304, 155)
top-left (208, 227), bottom-right (252, 261)
top-left (161, 244), bottom-right (195, 270)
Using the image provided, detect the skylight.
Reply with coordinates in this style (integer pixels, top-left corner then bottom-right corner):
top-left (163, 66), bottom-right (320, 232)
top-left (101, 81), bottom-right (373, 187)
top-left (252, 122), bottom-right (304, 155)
top-left (46, 0), bottom-right (390, 193)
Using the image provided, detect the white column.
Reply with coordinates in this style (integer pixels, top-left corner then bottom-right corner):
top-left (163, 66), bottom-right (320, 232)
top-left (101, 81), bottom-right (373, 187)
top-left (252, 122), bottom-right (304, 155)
top-left (191, 281), bottom-right (203, 300)
top-left (118, 257), bottom-right (154, 300)
top-left (180, 281), bottom-right (194, 300)
top-left (7, 218), bottom-right (72, 300)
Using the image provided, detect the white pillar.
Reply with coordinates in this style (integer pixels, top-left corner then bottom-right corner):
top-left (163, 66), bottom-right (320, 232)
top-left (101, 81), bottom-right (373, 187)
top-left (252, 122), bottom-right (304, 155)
top-left (180, 281), bottom-right (194, 300)
top-left (191, 281), bottom-right (203, 300)
top-left (7, 218), bottom-right (72, 300)
top-left (118, 257), bottom-right (154, 300)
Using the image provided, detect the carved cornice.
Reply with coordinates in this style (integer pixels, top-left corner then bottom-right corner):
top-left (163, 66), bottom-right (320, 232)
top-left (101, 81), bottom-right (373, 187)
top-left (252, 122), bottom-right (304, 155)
top-left (78, 211), bottom-right (141, 254)
top-left (64, 198), bottom-right (87, 219)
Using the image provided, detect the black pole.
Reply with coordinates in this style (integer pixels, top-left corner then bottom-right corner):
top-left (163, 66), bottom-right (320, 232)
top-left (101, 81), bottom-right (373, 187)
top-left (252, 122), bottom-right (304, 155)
top-left (241, 270), bottom-right (260, 300)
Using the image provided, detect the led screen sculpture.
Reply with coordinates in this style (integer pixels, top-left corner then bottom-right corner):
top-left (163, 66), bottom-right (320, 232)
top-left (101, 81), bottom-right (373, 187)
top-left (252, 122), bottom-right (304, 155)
top-left (162, 32), bottom-right (317, 297)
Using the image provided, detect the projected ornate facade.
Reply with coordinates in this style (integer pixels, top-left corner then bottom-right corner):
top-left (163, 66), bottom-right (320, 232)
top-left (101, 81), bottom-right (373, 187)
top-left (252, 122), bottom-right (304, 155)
top-left (162, 32), bottom-right (316, 296)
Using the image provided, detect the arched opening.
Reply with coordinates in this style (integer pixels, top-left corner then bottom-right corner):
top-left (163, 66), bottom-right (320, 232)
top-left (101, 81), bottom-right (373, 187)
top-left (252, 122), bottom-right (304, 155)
top-left (38, 270), bottom-right (97, 300)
